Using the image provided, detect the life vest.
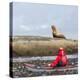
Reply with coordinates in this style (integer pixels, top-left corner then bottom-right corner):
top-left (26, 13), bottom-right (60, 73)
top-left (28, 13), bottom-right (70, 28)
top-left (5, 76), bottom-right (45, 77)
top-left (50, 48), bottom-right (68, 68)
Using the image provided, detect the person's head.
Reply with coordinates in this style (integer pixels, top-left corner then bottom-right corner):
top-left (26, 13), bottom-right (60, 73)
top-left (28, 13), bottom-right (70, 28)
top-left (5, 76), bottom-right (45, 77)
top-left (58, 47), bottom-right (65, 56)
top-left (59, 47), bottom-right (64, 51)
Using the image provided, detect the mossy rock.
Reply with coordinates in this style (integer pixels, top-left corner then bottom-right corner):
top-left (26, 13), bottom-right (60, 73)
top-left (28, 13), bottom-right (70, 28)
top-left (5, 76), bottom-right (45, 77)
top-left (67, 48), bottom-right (73, 53)
top-left (49, 51), bottom-right (53, 54)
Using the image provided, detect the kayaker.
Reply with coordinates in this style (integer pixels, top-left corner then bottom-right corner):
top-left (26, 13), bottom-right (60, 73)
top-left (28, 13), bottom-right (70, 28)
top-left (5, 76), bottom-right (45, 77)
top-left (48, 47), bottom-right (68, 68)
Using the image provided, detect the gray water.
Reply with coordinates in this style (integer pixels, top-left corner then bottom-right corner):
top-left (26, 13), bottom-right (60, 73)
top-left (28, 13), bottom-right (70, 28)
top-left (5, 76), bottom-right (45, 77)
top-left (12, 54), bottom-right (78, 62)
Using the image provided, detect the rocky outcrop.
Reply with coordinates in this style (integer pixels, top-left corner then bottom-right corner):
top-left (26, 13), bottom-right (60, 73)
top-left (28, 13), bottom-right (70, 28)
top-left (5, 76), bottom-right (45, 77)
top-left (11, 36), bottom-right (78, 56)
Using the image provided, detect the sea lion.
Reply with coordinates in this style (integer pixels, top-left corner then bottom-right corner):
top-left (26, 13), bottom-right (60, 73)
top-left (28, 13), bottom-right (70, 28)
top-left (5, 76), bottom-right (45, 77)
top-left (51, 25), bottom-right (66, 39)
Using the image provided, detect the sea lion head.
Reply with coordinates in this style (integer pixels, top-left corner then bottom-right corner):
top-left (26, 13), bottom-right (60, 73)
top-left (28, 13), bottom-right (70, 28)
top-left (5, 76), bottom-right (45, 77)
top-left (51, 25), bottom-right (57, 34)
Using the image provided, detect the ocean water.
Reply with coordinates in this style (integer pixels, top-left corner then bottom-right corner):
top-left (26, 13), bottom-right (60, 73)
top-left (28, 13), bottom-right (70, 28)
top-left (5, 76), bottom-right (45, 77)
top-left (12, 54), bottom-right (78, 62)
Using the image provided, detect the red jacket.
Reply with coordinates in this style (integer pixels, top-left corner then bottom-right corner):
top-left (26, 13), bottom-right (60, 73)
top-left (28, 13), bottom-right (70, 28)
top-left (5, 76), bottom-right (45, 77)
top-left (50, 48), bottom-right (68, 68)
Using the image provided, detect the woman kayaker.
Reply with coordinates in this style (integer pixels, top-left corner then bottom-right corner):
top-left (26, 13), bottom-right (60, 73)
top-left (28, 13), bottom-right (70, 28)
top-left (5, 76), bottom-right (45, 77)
top-left (48, 47), bottom-right (68, 68)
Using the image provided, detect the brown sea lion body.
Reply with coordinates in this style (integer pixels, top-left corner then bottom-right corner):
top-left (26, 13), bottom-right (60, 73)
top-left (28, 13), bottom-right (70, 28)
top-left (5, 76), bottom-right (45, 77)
top-left (51, 25), bottom-right (66, 39)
